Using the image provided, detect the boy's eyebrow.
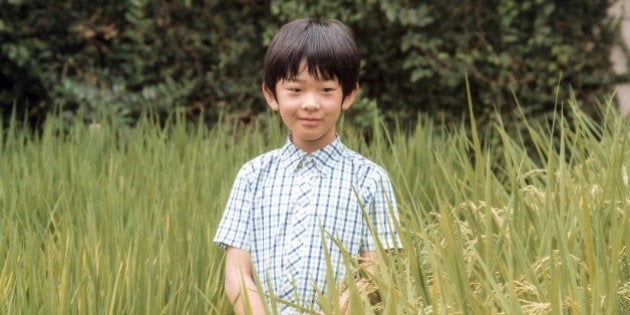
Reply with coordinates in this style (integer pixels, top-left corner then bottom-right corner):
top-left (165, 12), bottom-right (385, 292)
top-left (284, 78), bottom-right (304, 83)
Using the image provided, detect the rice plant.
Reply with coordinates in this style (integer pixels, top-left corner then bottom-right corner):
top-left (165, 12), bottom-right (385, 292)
top-left (0, 95), bottom-right (628, 314)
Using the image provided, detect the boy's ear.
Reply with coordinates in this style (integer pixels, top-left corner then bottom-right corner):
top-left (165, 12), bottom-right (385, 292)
top-left (341, 83), bottom-right (360, 111)
top-left (262, 83), bottom-right (279, 111)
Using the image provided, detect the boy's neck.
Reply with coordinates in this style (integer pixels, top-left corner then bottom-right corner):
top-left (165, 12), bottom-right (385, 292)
top-left (290, 133), bottom-right (337, 154)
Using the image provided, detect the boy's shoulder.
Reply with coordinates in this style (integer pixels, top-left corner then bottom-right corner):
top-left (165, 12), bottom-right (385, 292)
top-left (344, 148), bottom-right (391, 179)
top-left (237, 147), bottom-right (284, 174)
top-left (322, 141), bottom-right (392, 183)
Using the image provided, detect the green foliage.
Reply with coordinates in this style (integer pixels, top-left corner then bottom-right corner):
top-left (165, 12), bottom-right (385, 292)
top-left (0, 0), bottom-right (269, 128)
top-left (0, 0), bottom-right (625, 130)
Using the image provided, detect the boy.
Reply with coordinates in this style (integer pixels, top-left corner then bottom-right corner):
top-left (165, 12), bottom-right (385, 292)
top-left (213, 18), bottom-right (402, 314)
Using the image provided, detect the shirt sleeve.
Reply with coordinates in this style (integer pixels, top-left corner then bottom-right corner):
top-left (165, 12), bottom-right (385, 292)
top-left (360, 168), bottom-right (402, 252)
top-left (213, 164), bottom-right (254, 251)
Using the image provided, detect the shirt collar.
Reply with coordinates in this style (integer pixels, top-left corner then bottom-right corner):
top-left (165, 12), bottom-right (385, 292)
top-left (279, 135), bottom-right (345, 177)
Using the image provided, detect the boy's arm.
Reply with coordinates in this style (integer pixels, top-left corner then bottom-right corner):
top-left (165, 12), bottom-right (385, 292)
top-left (338, 251), bottom-right (379, 314)
top-left (224, 246), bottom-right (266, 315)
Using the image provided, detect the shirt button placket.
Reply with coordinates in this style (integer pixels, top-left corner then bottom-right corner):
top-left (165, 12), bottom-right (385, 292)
top-left (284, 156), bottom-right (313, 299)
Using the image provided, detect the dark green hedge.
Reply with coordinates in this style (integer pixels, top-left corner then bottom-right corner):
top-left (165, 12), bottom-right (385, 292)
top-left (0, 0), bottom-right (624, 130)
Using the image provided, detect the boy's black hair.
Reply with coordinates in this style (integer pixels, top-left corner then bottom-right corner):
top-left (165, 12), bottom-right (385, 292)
top-left (263, 18), bottom-right (360, 100)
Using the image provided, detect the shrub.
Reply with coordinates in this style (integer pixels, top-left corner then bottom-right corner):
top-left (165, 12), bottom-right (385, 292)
top-left (0, 0), bottom-right (625, 131)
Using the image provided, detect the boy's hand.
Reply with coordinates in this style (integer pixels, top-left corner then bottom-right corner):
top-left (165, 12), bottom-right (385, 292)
top-left (339, 278), bottom-right (372, 314)
top-left (338, 251), bottom-right (379, 314)
top-left (224, 246), bottom-right (266, 315)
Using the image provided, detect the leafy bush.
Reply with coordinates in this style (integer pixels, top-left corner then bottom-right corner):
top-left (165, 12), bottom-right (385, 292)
top-left (1, 0), bottom-right (269, 128)
top-left (0, 0), bottom-right (625, 130)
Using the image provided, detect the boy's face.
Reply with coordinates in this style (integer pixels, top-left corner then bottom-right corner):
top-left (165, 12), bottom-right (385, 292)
top-left (263, 61), bottom-right (359, 153)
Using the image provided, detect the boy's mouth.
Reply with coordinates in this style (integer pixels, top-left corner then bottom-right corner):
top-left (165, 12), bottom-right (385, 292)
top-left (298, 117), bottom-right (322, 125)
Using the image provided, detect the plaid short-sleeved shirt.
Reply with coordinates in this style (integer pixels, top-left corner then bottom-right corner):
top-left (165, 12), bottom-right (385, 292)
top-left (213, 136), bottom-right (402, 313)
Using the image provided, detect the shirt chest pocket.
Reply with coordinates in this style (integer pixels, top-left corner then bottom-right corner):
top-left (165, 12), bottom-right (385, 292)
top-left (317, 201), bottom-right (365, 255)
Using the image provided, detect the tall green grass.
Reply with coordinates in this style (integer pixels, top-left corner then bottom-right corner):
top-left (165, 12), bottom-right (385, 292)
top-left (1, 97), bottom-right (628, 314)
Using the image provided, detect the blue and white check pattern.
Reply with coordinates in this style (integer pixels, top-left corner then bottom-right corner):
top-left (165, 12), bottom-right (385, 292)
top-left (213, 136), bottom-right (402, 313)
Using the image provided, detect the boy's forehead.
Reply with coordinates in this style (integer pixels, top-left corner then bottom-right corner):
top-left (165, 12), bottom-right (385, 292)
top-left (282, 62), bottom-right (337, 82)
top-left (281, 72), bottom-right (338, 83)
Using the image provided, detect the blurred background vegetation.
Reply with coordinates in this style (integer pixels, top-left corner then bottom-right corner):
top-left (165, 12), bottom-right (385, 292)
top-left (0, 0), bottom-right (626, 132)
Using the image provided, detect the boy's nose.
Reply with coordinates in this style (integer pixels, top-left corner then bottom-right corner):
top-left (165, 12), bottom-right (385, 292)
top-left (302, 94), bottom-right (319, 111)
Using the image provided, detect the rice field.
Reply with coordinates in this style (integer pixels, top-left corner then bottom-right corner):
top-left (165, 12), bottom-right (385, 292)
top-left (0, 97), bottom-right (629, 314)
